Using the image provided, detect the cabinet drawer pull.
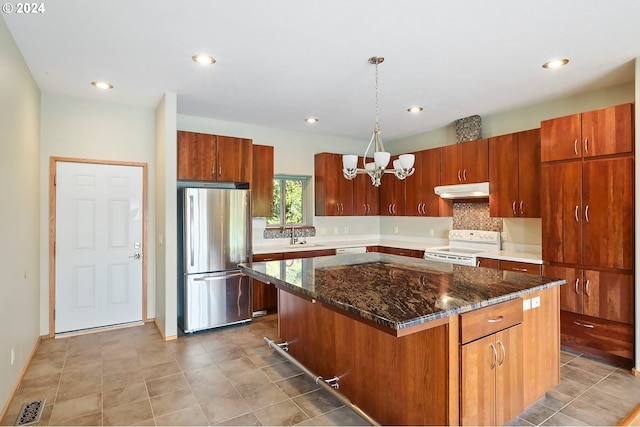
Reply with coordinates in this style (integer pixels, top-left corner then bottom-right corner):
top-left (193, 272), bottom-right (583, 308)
top-left (490, 343), bottom-right (498, 369)
top-left (487, 316), bottom-right (504, 323)
top-left (511, 267), bottom-right (528, 272)
top-left (574, 138), bottom-right (579, 155)
top-left (574, 321), bottom-right (595, 329)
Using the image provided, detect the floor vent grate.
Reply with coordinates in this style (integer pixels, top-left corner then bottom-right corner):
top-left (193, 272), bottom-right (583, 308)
top-left (15, 400), bottom-right (45, 426)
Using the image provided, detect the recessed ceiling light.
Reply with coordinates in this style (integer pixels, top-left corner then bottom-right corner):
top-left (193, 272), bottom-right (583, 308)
top-left (91, 81), bottom-right (113, 90)
top-left (305, 117), bottom-right (319, 123)
top-left (192, 54), bottom-right (216, 65)
top-left (407, 106), bottom-right (423, 113)
top-left (542, 58), bottom-right (569, 69)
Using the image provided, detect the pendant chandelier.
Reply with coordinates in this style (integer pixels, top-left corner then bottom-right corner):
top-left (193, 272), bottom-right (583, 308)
top-left (342, 56), bottom-right (415, 187)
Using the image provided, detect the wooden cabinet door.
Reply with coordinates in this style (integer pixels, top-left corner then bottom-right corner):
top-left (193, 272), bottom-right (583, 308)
top-left (352, 157), bottom-right (379, 216)
top-left (251, 145), bottom-right (274, 217)
top-left (581, 103), bottom-right (633, 158)
top-left (583, 269), bottom-right (634, 324)
top-left (495, 325), bottom-right (524, 426)
top-left (517, 128), bottom-right (541, 217)
top-left (582, 157), bottom-right (634, 270)
top-left (460, 334), bottom-right (497, 426)
top-left (543, 264), bottom-right (583, 314)
top-left (441, 143), bottom-right (463, 185)
top-left (541, 162), bottom-right (582, 265)
top-left (463, 138), bottom-right (489, 183)
top-left (406, 148), bottom-right (442, 216)
top-left (489, 133), bottom-right (519, 217)
top-left (541, 113), bottom-right (582, 162)
top-left (405, 150), bottom-right (425, 216)
top-left (314, 153), bottom-right (353, 216)
top-left (379, 156), bottom-right (406, 216)
top-left (216, 135), bottom-right (252, 182)
top-left (177, 131), bottom-right (217, 181)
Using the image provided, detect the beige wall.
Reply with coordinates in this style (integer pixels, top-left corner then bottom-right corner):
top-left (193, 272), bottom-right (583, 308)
top-left (39, 94), bottom-right (157, 335)
top-left (0, 17), bottom-right (41, 416)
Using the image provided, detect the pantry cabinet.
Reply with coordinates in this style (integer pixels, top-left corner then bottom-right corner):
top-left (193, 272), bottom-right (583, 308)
top-left (540, 102), bottom-right (635, 365)
top-left (251, 144), bottom-right (274, 217)
top-left (177, 131), bottom-right (252, 182)
top-left (541, 157), bottom-right (633, 270)
top-left (540, 103), bottom-right (633, 162)
top-left (441, 138), bottom-right (489, 185)
top-left (314, 153), bottom-right (353, 216)
top-left (459, 299), bottom-right (524, 426)
top-left (489, 129), bottom-right (541, 218)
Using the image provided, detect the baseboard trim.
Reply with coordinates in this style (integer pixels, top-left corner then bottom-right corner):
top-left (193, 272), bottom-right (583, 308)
top-left (153, 318), bottom-right (177, 342)
top-left (618, 402), bottom-right (640, 426)
top-left (0, 336), bottom-right (41, 423)
top-left (632, 367), bottom-right (639, 377)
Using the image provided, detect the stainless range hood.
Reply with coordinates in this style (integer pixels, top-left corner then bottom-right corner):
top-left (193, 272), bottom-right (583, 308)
top-left (434, 182), bottom-right (490, 199)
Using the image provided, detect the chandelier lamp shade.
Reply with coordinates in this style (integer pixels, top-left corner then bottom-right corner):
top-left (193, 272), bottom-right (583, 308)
top-left (342, 56), bottom-right (415, 187)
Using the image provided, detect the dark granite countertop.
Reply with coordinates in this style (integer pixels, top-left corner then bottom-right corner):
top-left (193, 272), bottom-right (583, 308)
top-left (239, 252), bottom-right (565, 332)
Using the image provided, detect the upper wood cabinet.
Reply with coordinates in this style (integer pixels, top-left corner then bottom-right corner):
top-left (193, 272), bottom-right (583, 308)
top-left (177, 131), bottom-right (252, 182)
top-left (441, 138), bottom-right (489, 185)
top-left (405, 148), bottom-right (451, 217)
top-left (489, 129), bottom-right (541, 218)
top-left (314, 153), bottom-right (353, 216)
top-left (251, 144), bottom-right (274, 217)
top-left (379, 155), bottom-right (406, 216)
top-left (541, 103), bottom-right (633, 162)
top-left (352, 157), bottom-right (380, 216)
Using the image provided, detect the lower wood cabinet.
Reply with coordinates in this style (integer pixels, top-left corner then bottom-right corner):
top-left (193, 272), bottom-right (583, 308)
top-left (252, 253), bottom-right (283, 312)
top-left (459, 299), bottom-right (524, 426)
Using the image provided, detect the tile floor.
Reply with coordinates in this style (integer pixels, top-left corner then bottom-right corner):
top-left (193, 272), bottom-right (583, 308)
top-left (1, 313), bottom-right (639, 426)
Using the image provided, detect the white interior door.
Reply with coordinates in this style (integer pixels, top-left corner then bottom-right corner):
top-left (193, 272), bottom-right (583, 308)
top-left (55, 162), bottom-right (143, 333)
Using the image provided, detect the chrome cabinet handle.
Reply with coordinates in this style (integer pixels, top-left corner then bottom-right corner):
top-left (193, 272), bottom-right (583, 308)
top-left (388, 204), bottom-right (392, 214)
top-left (490, 343), bottom-right (498, 369)
top-left (574, 205), bottom-right (580, 222)
top-left (497, 340), bottom-right (506, 366)
top-left (574, 278), bottom-right (579, 294)
top-left (511, 267), bottom-right (528, 272)
top-left (574, 321), bottom-right (595, 329)
top-left (574, 139), bottom-right (579, 155)
top-left (487, 316), bottom-right (504, 323)
top-left (218, 165), bottom-right (222, 177)
top-left (519, 200), bottom-right (524, 216)
top-left (512, 201), bottom-right (517, 216)
top-left (463, 169), bottom-right (467, 181)
top-left (457, 169), bottom-right (462, 182)
top-left (584, 279), bottom-right (590, 296)
top-left (585, 205), bottom-right (590, 223)
top-left (584, 137), bottom-right (589, 154)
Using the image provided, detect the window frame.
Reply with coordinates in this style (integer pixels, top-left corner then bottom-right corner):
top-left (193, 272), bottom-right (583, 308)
top-left (267, 175), bottom-right (308, 227)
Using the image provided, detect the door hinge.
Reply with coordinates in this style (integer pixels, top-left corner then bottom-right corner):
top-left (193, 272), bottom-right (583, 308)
top-left (53, 174), bottom-right (56, 186)
top-left (53, 309), bottom-right (55, 320)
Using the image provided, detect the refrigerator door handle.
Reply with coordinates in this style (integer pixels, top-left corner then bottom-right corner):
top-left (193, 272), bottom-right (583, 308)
top-left (189, 194), bottom-right (195, 267)
top-left (193, 272), bottom-right (244, 281)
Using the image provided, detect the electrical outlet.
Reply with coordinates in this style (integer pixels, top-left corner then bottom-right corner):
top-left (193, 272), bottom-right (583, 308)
top-left (344, 227), bottom-right (349, 234)
top-left (523, 299), bottom-right (531, 311)
top-left (531, 296), bottom-right (541, 309)
top-left (11, 348), bottom-right (15, 366)
top-left (393, 227), bottom-right (398, 234)
top-left (429, 228), bottom-right (434, 237)
top-left (334, 227), bottom-right (339, 234)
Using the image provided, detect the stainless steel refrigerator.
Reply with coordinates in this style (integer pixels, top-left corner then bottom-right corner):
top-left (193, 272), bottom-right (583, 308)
top-left (178, 185), bottom-right (252, 333)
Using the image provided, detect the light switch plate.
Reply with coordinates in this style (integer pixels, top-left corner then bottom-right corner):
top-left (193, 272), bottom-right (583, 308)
top-left (523, 299), bottom-right (531, 311)
top-left (532, 296), bottom-right (541, 309)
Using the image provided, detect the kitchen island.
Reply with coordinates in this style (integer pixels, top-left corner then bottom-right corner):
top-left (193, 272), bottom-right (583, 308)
top-left (240, 253), bottom-right (565, 426)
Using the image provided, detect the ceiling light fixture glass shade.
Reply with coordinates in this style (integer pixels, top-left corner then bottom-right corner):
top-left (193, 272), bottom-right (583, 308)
top-left (342, 56), bottom-right (415, 187)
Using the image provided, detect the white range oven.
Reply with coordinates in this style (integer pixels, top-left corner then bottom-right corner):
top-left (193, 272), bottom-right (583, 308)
top-left (423, 229), bottom-right (501, 266)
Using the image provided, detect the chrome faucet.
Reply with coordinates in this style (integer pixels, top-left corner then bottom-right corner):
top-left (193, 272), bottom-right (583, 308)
top-left (289, 224), bottom-right (298, 245)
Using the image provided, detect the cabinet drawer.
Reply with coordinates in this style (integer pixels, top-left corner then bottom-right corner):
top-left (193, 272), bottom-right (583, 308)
top-left (284, 249), bottom-right (336, 259)
top-left (500, 260), bottom-right (541, 275)
top-left (477, 257), bottom-right (499, 269)
top-left (560, 311), bottom-right (633, 362)
top-left (460, 298), bottom-right (523, 344)
top-left (253, 253), bottom-right (284, 262)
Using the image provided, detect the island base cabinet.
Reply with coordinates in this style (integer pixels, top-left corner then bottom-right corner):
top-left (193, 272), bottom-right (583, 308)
top-left (277, 290), bottom-right (451, 426)
top-left (460, 325), bottom-right (524, 426)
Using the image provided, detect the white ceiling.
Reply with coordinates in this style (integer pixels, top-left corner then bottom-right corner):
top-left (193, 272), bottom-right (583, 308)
top-left (3, 0), bottom-right (640, 141)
